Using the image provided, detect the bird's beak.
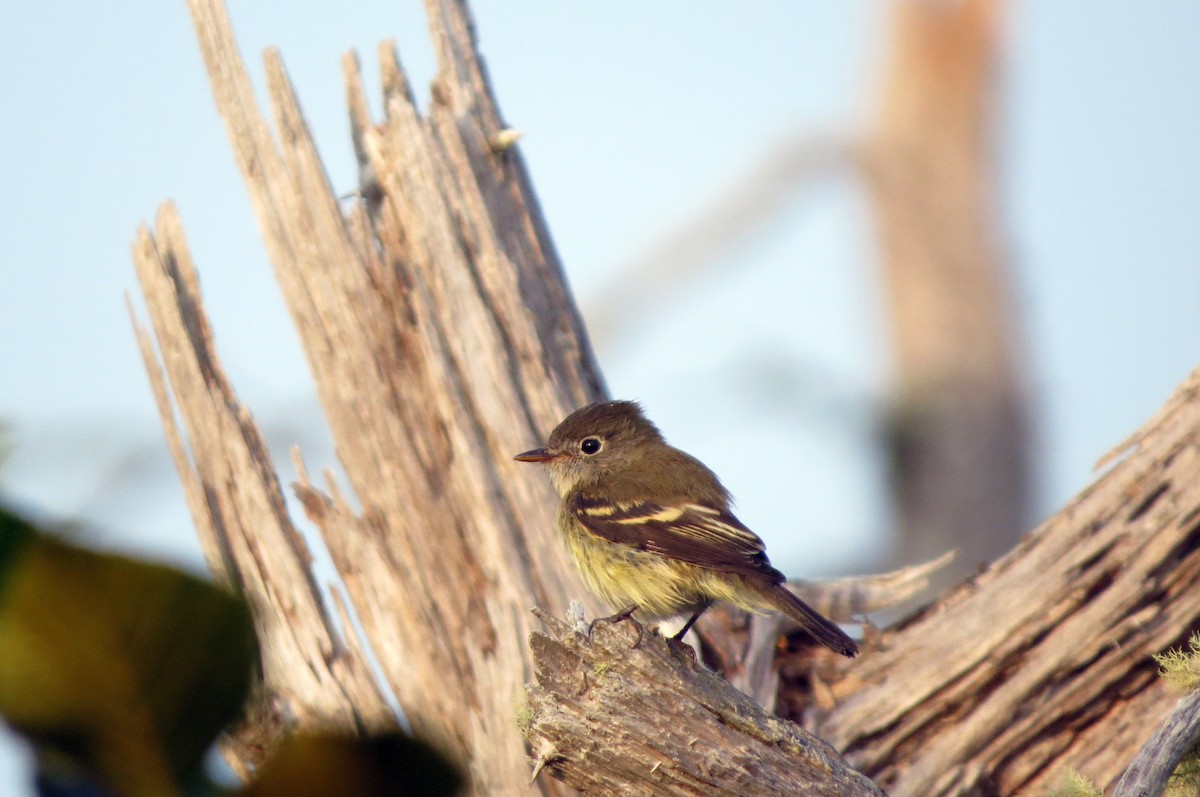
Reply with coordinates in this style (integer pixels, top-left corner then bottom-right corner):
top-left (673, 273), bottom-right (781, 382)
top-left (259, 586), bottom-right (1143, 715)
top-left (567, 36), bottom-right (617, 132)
top-left (514, 447), bottom-right (558, 463)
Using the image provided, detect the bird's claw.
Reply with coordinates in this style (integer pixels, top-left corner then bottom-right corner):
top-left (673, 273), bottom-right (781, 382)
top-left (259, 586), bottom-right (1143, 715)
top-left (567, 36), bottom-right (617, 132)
top-left (667, 634), bottom-right (699, 669)
top-left (587, 605), bottom-right (644, 648)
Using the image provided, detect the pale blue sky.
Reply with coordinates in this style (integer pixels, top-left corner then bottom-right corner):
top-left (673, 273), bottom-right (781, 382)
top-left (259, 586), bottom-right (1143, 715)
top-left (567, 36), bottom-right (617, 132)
top-left (2, 2), bottom-right (1199, 791)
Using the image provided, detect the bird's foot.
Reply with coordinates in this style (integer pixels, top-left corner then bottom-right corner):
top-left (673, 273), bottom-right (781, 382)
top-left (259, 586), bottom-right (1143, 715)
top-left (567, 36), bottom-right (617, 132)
top-left (587, 604), bottom-right (644, 648)
top-left (667, 631), bottom-right (699, 669)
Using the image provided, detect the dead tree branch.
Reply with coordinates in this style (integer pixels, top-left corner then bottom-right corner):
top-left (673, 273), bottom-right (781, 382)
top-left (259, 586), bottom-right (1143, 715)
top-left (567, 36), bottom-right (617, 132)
top-left (523, 608), bottom-right (885, 797)
top-left (134, 0), bottom-right (604, 792)
top-left (806, 366), bottom-right (1200, 795)
top-left (1114, 687), bottom-right (1200, 797)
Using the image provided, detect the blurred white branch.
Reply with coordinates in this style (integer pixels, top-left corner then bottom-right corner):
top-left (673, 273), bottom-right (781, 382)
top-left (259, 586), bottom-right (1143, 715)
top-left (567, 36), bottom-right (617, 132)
top-left (585, 129), bottom-right (855, 348)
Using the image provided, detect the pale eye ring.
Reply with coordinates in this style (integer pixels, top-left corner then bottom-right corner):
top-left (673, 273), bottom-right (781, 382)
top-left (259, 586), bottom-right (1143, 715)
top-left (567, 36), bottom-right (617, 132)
top-left (580, 437), bottom-right (603, 455)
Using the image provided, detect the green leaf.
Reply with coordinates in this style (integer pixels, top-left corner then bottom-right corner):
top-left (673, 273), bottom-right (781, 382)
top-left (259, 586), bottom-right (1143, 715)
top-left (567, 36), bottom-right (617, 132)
top-left (0, 507), bottom-right (258, 797)
top-left (0, 503), bottom-right (39, 586)
top-left (240, 732), bottom-right (463, 797)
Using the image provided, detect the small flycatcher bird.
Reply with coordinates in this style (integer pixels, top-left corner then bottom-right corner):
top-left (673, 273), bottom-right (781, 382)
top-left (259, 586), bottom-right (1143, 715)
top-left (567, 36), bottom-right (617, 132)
top-left (515, 400), bottom-right (857, 657)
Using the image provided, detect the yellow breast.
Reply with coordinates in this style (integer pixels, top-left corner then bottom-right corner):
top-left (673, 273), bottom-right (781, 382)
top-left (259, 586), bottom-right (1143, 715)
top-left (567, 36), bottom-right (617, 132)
top-left (560, 511), bottom-right (780, 622)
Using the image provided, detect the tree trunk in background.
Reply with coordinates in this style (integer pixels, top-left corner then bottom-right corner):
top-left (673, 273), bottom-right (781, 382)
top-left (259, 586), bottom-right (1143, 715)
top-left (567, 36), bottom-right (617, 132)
top-left (867, 0), bottom-right (1033, 590)
top-left (133, 0), bottom-right (603, 793)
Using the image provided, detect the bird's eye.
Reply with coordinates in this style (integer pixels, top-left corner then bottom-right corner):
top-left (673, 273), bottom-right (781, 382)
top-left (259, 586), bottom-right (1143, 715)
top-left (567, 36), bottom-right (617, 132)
top-left (580, 437), bottom-right (603, 455)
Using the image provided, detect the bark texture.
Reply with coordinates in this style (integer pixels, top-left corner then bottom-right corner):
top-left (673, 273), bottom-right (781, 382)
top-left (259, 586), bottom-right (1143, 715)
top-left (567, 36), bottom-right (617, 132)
top-left (523, 608), bottom-right (884, 797)
top-left (1113, 687), bottom-right (1200, 797)
top-left (808, 367), bottom-right (1200, 795)
top-left (134, 0), bottom-right (604, 792)
top-left (130, 211), bottom-right (393, 772)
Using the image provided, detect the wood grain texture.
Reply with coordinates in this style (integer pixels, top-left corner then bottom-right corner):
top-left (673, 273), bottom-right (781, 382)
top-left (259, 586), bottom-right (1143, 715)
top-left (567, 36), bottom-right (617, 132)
top-left (1113, 687), bottom-right (1200, 797)
top-left (524, 608), bottom-right (885, 797)
top-left (806, 366), bottom-right (1200, 795)
top-left (129, 207), bottom-right (392, 774)
top-left (135, 0), bottom-right (605, 792)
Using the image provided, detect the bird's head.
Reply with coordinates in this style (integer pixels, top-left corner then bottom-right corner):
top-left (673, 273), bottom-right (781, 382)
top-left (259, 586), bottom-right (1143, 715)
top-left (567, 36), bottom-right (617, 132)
top-left (514, 400), bottom-right (663, 496)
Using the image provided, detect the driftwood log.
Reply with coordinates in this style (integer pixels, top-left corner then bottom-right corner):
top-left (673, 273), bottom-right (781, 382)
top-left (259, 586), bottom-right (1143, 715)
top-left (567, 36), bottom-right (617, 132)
top-left (130, 0), bottom-right (1200, 795)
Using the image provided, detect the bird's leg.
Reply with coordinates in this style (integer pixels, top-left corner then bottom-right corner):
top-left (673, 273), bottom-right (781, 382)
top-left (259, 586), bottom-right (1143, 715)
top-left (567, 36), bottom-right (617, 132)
top-left (670, 602), bottom-right (711, 643)
top-left (667, 600), bottom-right (713, 667)
top-left (588, 604), bottom-right (644, 648)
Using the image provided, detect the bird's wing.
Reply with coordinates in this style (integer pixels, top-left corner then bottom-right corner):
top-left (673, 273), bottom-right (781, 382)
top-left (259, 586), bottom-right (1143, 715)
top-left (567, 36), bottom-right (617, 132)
top-left (567, 493), bottom-right (784, 582)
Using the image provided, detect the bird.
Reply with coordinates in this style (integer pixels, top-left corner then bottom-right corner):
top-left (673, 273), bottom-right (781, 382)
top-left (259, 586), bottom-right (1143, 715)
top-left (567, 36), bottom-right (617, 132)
top-left (515, 400), bottom-right (857, 657)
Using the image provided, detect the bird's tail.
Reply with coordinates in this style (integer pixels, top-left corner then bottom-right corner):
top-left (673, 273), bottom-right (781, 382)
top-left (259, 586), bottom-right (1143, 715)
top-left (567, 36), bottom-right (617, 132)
top-left (762, 583), bottom-right (858, 657)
